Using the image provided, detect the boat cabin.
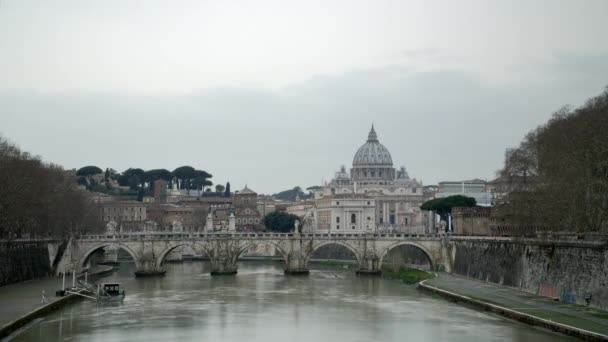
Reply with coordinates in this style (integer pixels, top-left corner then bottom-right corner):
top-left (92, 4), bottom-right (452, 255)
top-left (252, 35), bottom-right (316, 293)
top-left (102, 283), bottom-right (122, 296)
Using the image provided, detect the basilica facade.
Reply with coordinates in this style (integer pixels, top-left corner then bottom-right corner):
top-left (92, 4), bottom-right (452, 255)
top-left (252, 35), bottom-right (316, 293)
top-left (309, 126), bottom-right (428, 233)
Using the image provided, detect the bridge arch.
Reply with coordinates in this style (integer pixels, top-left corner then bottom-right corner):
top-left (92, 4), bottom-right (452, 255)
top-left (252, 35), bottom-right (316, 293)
top-left (78, 242), bottom-right (139, 269)
top-left (305, 240), bottom-right (362, 266)
top-left (155, 241), bottom-right (213, 269)
top-left (378, 241), bottom-right (435, 271)
top-left (235, 241), bottom-right (289, 264)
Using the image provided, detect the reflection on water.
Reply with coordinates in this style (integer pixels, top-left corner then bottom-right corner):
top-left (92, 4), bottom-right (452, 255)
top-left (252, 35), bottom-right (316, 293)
top-left (13, 261), bottom-right (572, 341)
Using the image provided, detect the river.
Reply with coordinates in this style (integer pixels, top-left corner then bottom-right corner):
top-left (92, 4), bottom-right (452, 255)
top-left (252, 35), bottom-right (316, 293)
top-left (11, 261), bottom-right (573, 341)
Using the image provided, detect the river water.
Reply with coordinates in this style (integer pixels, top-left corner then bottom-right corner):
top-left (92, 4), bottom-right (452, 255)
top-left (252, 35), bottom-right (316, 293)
top-left (12, 261), bottom-right (572, 341)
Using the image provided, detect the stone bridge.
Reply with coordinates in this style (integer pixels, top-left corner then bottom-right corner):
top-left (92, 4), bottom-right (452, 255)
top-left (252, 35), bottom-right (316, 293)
top-left (61, 232), bottom-right (450, 276)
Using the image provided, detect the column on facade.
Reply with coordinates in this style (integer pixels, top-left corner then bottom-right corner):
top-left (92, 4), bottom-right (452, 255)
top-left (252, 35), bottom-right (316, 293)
top-left (384, 202), bottom-right (389, 224)
top-left (395, 200), bottom-right (399, 226)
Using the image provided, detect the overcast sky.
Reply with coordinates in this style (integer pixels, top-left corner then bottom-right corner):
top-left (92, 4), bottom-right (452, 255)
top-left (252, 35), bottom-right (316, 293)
top-left (1, 0), bottom-right (608, 193)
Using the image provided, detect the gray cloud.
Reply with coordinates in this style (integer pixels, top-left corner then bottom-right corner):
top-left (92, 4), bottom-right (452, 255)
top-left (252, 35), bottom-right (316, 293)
top-left (2, 58), bottom-right (607, 193)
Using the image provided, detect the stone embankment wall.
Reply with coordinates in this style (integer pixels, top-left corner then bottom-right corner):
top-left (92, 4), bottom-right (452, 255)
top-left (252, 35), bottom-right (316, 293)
top-left (0, 241), bottom-right (55, 287)
top-left (450, 237), bottom-right (608, 311)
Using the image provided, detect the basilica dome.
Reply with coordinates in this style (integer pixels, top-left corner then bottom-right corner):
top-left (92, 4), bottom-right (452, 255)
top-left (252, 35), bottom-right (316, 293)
top-left (352, 125), bottom-right (393, 166)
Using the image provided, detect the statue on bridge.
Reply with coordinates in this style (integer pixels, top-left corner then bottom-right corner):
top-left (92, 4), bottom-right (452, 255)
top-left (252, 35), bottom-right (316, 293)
top-left (106, 220), bottom-right (118, 234)
top-left (294, 219), bottom-right (300, 234)
top-left (172, 220), bottom-right (183, 233)
top-left (144, 220), bottom-right (159, 232)
top-left (205, 212), bottom-right (214, 232)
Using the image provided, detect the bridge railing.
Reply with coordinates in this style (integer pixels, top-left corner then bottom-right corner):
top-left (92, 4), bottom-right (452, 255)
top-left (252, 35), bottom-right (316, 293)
top-left (75, 231), bottom-right (445, 241)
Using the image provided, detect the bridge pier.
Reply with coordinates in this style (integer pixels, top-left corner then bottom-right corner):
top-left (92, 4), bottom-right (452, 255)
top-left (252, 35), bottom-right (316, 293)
top-left (134, 259), bottom-right (166, 277)
top-left (356, 252), bottom-right (382, 276)
top-left (210, 256), bottom-right (238, 275)
top-left (284, 251), bottom-right (309, 275)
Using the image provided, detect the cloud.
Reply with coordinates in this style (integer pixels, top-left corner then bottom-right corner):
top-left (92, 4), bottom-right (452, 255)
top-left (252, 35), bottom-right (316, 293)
top-left (1, 59), bottom-right (608, 193)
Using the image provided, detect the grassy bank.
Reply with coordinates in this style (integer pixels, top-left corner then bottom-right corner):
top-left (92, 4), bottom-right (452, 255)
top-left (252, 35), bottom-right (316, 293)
top-left (382, 267), bottom-right (434, 284)
top-left (309, 259), bottom-right (357, 268)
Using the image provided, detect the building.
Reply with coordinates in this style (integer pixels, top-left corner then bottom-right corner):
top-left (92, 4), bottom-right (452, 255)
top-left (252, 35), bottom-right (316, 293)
top-left (286, 201), bottom-right (315, 218)
top-left (153, 179), bottom-right (168, 203)
top-left (310, 126), bottom-right (428, 233)
top-left (451, 207), bottom-right (491, 235)
top-left (436, 179), bottom-right (493, 206)
top-left (313, 195), bottom-right (375, 233)
top-left (99, 201), bottom-right (147, 231)
top-left (234, 186), bottom-right (263, 231)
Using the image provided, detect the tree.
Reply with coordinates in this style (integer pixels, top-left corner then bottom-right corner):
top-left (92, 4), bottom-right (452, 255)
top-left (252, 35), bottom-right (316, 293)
top-left (225, 182), bottom-right (231, 197)
top-left (192, 170), bottom-right (213, 195)
top-left (215, 184), bottom-right (225, 193)
top-left (76, 166), bottom-right (103, 177)
top-left (0, 135), bottom-right (103, 239)
top-left (421, 195), bottom-right (476, 230)
top-left (272, 186), bottom-right (309, 201)
top-left (263, 211), bottom-right (300, 232)
top-left (498, 87), bottom-right (608, 233)
top-left (76, 166), bottom-right (103, 190)
top-left (144, 169), bottom-right (172, 183)
top-left (119, 168), bottom-right (145, 190)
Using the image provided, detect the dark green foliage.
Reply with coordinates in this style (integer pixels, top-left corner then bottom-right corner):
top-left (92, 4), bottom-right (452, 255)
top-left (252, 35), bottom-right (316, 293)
top-left (263, 211), bottom-right (300, 232)
top-left (382, 267), bottom-right (434, 284)
top-left (272, 186), bottom-right (312, 201)
top-left (119, 168), bottom-right (145, 190)
top-left (421, 195), bottom-right (476, 222)
top-left (225, 182), bottom-right (231, 197)
top-left (76, 166), bottom-right (103, 176)
top-left (144, 169), bottom-right (172, 183)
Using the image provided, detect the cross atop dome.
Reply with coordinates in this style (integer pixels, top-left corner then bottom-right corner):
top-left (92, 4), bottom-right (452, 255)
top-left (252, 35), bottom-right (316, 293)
top-left (367, 124), bottom-right (378, 142)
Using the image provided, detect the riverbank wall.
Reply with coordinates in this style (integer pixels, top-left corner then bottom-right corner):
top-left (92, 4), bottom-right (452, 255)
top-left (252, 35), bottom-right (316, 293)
top-left (449, 237), bottom-right (608, 311)
top-left (0, 240), bottom-right (57, 287)
top-left (417, 279), bottom-right (608, 342)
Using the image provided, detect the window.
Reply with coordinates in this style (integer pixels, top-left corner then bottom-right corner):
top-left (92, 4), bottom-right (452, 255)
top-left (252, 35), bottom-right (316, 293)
top-left (336, 217), bottom-right (340, 223)
top-left (389, 215), bottom-right (395, 225)
top-left (367, 201), bottom-right (370, 205)
top-left (336, 201), bottom-right (340, 205)
top-left (367, 216), bottom-right (371, 221)
top-left (336, 225), bottom-right (340, 229)
top-left (412, 187), bottom-right (417, 193)
top-left (351, 213), bottom-right (356, 224)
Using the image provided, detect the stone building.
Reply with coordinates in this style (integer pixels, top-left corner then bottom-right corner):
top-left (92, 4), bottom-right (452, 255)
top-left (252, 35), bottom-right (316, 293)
top-left (451, 207), bottom-right (492, 235)
top-left (234, 186), bottom-right (262, 230)
top-left (286, 201), bottom-right (315, 218)
top-left (153, 179), bottom-right (168, 203)
top-left (99, 201), bottom-right (147, 231)
top-left (313, 195), bottom-right (375, 233)
top-left (311, 126), bottom-right (428, 232)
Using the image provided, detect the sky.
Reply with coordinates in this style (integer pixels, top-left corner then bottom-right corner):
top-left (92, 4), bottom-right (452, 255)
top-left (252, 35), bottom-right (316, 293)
top-left (1, 0), bottom-right (608, 193)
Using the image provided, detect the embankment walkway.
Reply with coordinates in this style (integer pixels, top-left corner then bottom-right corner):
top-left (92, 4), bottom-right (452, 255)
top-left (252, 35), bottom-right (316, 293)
top-left (0, 277), bottom-right (64, 329)
top-left (421, 274), bottom-right (608, 340)
top-left (0, 267), bottom-right (113, 338)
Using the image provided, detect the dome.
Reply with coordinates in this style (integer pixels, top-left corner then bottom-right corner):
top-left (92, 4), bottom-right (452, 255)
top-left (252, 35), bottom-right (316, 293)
top-left (352, 125), bottom-right (393, 166)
